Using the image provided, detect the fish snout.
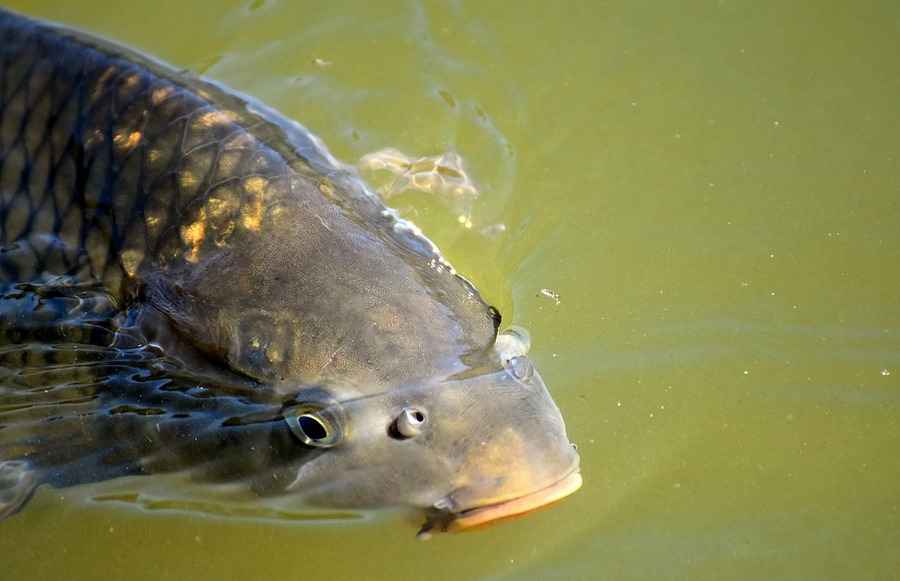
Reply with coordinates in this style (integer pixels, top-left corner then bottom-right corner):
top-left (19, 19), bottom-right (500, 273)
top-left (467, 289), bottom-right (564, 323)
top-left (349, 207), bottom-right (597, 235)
top-left (419, 451), bottom-right (581, 538)
top-left (425, 359), bottom-right (581, 533)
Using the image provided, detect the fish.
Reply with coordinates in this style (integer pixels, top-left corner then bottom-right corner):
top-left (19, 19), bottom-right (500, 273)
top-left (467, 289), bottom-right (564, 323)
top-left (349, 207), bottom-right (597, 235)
top-left (0, 8), bottom-right (581, 536)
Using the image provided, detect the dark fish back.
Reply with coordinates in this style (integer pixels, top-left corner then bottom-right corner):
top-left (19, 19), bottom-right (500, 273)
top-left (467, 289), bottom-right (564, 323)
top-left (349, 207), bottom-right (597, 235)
top-left (0, 9), bottom-right (343, 295)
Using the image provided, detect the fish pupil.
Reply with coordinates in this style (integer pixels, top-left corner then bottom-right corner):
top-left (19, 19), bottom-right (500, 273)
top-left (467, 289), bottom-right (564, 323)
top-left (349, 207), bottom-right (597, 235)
top-left (298, 415), bottom-right (328, 441)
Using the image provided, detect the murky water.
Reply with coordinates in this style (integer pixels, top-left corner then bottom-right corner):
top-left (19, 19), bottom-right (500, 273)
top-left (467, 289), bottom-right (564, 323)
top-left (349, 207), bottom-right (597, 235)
top-left (1, 1), bottom-right (899, 579)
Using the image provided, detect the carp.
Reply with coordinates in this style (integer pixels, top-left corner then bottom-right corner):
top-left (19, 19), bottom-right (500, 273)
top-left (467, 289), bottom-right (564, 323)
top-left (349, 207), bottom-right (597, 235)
top-left (0, 8), bottom-right (580, 536)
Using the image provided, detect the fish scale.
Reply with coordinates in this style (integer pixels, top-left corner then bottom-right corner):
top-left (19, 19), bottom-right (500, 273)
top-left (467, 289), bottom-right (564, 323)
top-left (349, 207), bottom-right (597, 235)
top-left (0, 281), bottom-right (304, 492)
top-left (0, 11), bottom-right (322, 292)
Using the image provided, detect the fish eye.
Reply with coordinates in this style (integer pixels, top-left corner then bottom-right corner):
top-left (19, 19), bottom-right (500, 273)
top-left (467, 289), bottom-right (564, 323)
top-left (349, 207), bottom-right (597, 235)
top-left (389, 407), bottom-right (428, 440)
top-left (286, 412), bottom-right (341, 448)
top-left (506, 355), bottom-right (534, 382)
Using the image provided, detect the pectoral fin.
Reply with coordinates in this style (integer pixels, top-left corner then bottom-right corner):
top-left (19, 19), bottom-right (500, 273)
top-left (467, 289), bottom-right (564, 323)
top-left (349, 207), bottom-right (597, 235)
top-left (0, 460), bottom-right (37, 521)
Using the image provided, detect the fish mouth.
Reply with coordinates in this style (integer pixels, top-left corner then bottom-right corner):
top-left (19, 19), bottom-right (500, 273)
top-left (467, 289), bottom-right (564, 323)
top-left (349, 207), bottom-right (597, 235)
top-left (449, 469), bottom-right (583, 531)
top-left (417, 467), bottom-right (582, 538)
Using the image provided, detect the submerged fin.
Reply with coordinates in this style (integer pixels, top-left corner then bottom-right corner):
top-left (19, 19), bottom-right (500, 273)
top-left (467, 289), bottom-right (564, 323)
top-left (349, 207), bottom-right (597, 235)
top-left (0, 460), bottom-right (37, 521)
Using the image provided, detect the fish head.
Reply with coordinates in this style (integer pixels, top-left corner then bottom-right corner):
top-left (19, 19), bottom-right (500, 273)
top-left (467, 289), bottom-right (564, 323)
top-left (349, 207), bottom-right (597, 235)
top-left (281, 328), bottom-right (581, 534)
top-left (141, 200), bottom-right (580, 532)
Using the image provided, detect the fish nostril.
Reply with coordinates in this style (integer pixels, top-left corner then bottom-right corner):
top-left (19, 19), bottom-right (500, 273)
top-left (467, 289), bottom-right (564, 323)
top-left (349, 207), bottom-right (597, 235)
top-left (389, 407), bottom-right (428, 440)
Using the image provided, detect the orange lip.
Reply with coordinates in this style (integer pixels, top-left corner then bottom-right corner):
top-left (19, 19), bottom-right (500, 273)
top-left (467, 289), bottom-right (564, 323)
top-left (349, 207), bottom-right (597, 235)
top-left (446, 470), bottom-right (583, 531)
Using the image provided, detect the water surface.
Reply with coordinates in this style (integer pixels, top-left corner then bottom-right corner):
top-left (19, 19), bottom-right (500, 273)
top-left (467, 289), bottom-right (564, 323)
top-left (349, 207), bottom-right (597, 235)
top-left (1, 1), bottom-right (898, 579)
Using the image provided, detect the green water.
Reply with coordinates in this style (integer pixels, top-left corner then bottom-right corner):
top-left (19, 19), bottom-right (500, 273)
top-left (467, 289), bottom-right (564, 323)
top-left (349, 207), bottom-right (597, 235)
top-left (2, 1), bottom-right (899, 579)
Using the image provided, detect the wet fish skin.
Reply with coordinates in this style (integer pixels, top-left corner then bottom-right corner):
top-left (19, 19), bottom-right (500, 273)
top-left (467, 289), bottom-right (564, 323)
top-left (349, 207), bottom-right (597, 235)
top-left (0, 9), bottom-right (581, 529)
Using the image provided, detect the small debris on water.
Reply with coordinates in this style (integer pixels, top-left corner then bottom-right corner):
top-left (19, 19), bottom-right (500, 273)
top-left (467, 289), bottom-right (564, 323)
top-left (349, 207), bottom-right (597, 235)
top-left (538, 288), bottom-right (561, 305)
top-left (313, 57), bottom-right (332, 68)
top-left (881, 369), bottom-right (891, 376)
top-left (480, 223), bottom-right (507, 238)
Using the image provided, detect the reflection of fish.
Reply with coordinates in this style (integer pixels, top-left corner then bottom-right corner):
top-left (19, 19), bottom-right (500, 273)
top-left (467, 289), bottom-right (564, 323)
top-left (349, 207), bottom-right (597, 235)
top-left (0, 9), bottom-right (580, 535)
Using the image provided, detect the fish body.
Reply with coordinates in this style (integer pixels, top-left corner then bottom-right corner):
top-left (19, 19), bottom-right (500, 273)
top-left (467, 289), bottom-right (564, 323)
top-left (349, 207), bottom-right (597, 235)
top-left (0, 9), bottom-right (580, 533)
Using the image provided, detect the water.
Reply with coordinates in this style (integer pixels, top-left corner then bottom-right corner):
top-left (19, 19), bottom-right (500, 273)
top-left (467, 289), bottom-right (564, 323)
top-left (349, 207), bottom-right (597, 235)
top-left (1, 1), bottom-right (899, 579)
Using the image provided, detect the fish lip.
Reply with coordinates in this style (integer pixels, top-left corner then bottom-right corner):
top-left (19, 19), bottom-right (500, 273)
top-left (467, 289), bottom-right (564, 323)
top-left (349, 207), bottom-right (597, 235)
top-left (417, 462), bottom-right (583, 538)
top-left (447, 467), bottom-right (583, 532)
